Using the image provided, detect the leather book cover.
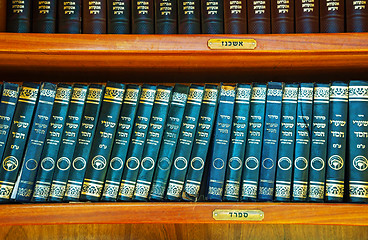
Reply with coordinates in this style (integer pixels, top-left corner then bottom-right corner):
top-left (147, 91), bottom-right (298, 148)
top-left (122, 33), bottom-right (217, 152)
top-left (83, 0), bottom-right (107, 33)
top-left (32, 0), bottom-right (57, 32)
top-left (346, 0), bottom-right (368, 32)
top-left (295, 0), bottom-right (319, 33)
top-left (6, 0), bottom-right (32, 32)
top-left (132, 0), bottom-right (155, 33)
top-left (58, 0), bottom-right (82, 33)
top-left (178, 0), bottom-right (201, 33)
top-left (224, 0), bottom-right (247, 33)
top-left (271, 0), bottom-right (294, 33)
top-left (320, 0), bottom-right (345, 33)
top-left (108, 0), bottom-right (130, 33)
top-left (201, 0), bottom-right (224, 33)
top-left (247, 0), bottom-right (271, 33)
top-left (155, 0), bottom-right (177, 33)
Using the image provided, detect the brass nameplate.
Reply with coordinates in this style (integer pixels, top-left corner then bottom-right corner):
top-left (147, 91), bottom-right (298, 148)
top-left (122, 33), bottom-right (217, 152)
top-left (213, 209), bottom-right (264, 221)
top-left (207, 39), bottom-right (257, 50)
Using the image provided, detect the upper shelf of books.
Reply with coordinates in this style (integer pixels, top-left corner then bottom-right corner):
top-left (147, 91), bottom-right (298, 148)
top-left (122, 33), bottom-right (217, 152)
top-left (0, 32), bottom-right (368, 82)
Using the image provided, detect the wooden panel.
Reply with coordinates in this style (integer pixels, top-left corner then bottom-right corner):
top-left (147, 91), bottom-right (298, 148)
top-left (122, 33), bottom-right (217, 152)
top-left (0, 0), bottom-right (5, 32)
top-left (0, 203), bottom-right (367, 226)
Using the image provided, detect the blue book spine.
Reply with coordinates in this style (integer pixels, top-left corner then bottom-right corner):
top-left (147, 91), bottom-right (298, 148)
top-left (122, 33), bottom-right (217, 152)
top-left (116, 84), bottom-right (159, 201)
top-left (0, 82), bottom-right (40, 202)
top-left (0, 83), bottom-right (20, 161)
top-left (325, 82), bottom-right (348, 202)
top-left (63, 85), bottom-right (104, 202)
top-left (196, 85), bottom-right (235, 201)
top-left (257, 82), bottom-right (284, 202)
top-left (165, 85), bottom-right (204, 201)
top-left (80, 82), bottom-right (125, 202)
top-left (274, 84), bottom-right (298, 202)
top-left (348, 80), bottom-right (368, 203)
top-left (48, 85), bottom-right (88, 202)
top-left (308, 84), bottom-right (330, 202)
top-left (223, 84), bottom-right (252, 201)
top-left (31, 84), bottom-right (73, 202)
top-left (182, 84), bottom-right (220, 201)
top-left (240, 83), bottom-right (267, 201)
top-left (100, 85), bottom-right (141, 202)
top-left (12, 83), bottom-right (57, 202)
top-left (148, 85), bottom-right (191, 201)
top-left (291, 83), bottom-right (314, 202)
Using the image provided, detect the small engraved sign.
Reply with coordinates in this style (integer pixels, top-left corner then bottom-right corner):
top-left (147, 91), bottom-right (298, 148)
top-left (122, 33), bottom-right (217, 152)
top-left (207, 39), bottom-right (257, 50)
top-left (213, 209), bottom-right (264, 221)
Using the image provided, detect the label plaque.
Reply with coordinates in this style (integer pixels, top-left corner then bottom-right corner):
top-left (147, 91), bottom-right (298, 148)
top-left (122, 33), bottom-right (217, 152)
top-left (213, 209), bottom-right (264, 221)
top-left (207, 39), bottom-right (257, 50)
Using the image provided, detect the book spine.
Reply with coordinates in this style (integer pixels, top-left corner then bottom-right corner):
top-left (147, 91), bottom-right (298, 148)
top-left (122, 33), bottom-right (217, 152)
top-left (107, 0), bottom-right (130, 33)
top-left (148, 85), bottom-right (193, 201)
top-left (325, 82), bottom-right (348, 202)
top-left (247, 0), bottom-right (271, 33)
top-left (0, 83), bottom-right (20, 161)
top-left (155, 0), bottom-right (177, 33)
top-left (291, 83), bottom-right (314, 202)
top-left (271, 0), bottom-right (294, 33)
top-left (201, 85), bottom-right (235, 201)
top-left (165, 85), bottom-right (204, 201)
top-left (295, 0), bottom-right (319, 33)
top-left (240, 83), bottom-right (267, 201)
top-left (100, 85), bottom-right (140, 201)
top-left (48, 85), bottom-right (88, 202)
top-left (178, 0), bottom-right (201, 33)
top-left (274, 84), bottom-right (298, 202)
top-left (257, 82), bottom-right (284, 202)
top-left (224, 0), bottom-right (247, 33)
top-left (13, 83), bottom-right (57, 202)
top-left (31, 84), bottom-right (72, 202)
top-left (32, 0), bottom-right (57, 33)
top-left (0, 82), bottom-right (40, 202)
top-left (58, 0), bottom-right (82, 33)
top-left (83, 0), bottom-right (107, 33)
top-left (346, 0), bottom-right (368, 32)
top-left (132, 0), bottom-right (155, 33)
top-left (6, 0), bottom-right (32, 32)
top-left (63, 85), bottom-right (104, 202)
top-left (201, 0), bottom-right (224, 33)
top-left (80, 82), bottom-right (125, 202)
top-left (348, 80), bottom-right (368, 203)
top-left (223, 84), bottom-right (252, 201)
top-left (308, 84), bottom-right (330, 202)
top-left (320, 0), bottom-right (345, 33)
top-left (117, 85), bottom-right (160, 201)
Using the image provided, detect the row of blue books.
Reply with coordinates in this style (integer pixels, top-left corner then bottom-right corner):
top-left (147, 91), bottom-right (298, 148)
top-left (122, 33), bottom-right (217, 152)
top-left (0, 81), bottom-right (366, 204)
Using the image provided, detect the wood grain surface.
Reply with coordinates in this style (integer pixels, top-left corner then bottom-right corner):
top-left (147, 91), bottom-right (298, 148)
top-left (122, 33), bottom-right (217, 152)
top-left (0, 0), bottom-right (5, 32)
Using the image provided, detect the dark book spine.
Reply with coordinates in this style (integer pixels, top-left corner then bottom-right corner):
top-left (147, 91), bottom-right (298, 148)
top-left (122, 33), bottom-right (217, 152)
top-left (107, 0), bottom-right (130, 33)
top-left (295, 0), bottom-right (319, 33)
top-left (247, 0), bottom-right (271, 33)
top-left (32, 0), bottom-right (57, 32)
top-left (202, 85), bottom-right (235, 202)
top-left (58, 0), bottom-right (82, 33)
top-left (12, 83), bottom-right (57, 202)
top-left (240, 83), bottom-right (267, 201)
top-left (0, 83), bottom-right (20, 161)
top-left (223, 84), bottom-right (252, 201)
top-left (271, 0), bottom-right (294, 33)
top-left (201, 0), bottom-right (224, 33)
top-left (308, 84), bottom-right (330, 202)
top-left (348, 80), bottom-right (368, 203)
top-left (182, 85), bottom-right (220, 202)
top-left (320, 0), bottom-right (345, 33)
top-left (148, 85), bottom-right (191, 201)
top-left (83, 0), bottom-right (107, 33)
top-left (63, 85), bottom-right (104, 202)
top-left (346, 0), bottom-right (368, 32)
top-left (6, 0), bottom-right (32, 32)
top-left (178, 0), bottom-right (201, 33)
top-left (155, 0), bottom-right (177, 33)
top-left (132, 0), bottom-right (154, 33)
top-left (80, 83), bottom-right (125, 202)
top-left (48, 85), bottom-right (88, 202)
top-left (224, 0), bottom-right (247, 33)
top-left (274, 84), bottom-right (298, 202)
top-left (291, 83), bottom-right (314, 202)
top-left (257, 82), bottom-right (284, 202)
top-left (325, 82), bottom-right (348, 202)
top-left (165, 85), bottom-right (204, 201)
top-left (100, 85), bottom-right (140, 201)
top-left (116, 85), bottom-right (160, 201)
top-left (31, 85), bottom-right (72, 202)
top-left (0, 83), bottom-right (40, 202)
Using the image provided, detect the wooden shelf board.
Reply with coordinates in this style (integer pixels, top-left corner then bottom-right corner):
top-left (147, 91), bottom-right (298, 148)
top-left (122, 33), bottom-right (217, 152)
top-left (0, 202), bottom-right (367, 226)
